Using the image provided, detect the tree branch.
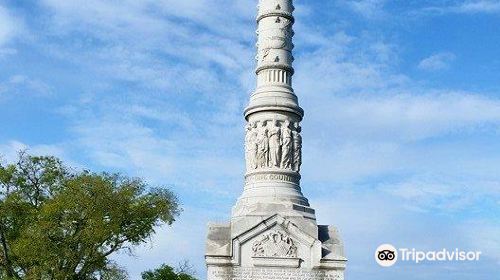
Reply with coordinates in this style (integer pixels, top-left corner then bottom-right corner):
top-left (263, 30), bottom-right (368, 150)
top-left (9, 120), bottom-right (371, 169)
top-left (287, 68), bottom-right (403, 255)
top-left (0, 223), bottom-right (21, 279)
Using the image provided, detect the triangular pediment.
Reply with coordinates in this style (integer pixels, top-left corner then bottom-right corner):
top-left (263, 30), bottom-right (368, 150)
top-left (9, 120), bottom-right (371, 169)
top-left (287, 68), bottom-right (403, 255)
top-left (233, 214), bottom-right (316, 246)
top-left (230, 214), bottom-right (322, 267)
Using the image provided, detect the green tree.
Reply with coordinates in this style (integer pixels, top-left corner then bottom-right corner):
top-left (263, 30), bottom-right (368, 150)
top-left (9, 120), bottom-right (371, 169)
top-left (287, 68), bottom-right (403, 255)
top-left (98, 264), bottom-right (128, 280)
top-left (0, 152), bottom-right (180, 280)
top-left (141, 262), bottom-right (197, 280)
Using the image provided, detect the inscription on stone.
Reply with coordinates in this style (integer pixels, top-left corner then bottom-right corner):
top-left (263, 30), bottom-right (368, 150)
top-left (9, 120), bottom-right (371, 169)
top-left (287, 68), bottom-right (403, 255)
top-left (209, 267), bottom-right (341, 280)
top-left (245, 173), bottom-right (299, 185)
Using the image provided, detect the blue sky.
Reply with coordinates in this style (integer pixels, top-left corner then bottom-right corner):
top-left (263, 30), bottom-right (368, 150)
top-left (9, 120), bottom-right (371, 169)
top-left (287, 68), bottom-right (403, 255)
top-left (1, 0), bottom-right (499, 279)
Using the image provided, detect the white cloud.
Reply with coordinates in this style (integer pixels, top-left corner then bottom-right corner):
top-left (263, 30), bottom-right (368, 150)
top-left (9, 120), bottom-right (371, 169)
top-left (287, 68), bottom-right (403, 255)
top-left (456, 0), bottom-right (500, 13)
top-left (0, 141), bottom-right (68, 164)
top-left (461, 221), bottom-right (500, 262)
top-left (34, 0), bottom-right (254, 191)
top-left (0, 5), bottom-right (16, 47)
top-left (65, 93), bottom-right (245, 196)
top-left (0, 75), bottom-right (52, 98)
top-left (38, 0), bottom-right (255, 97)
top-left (311, 190), bottom-right (500, 279)
top-left (418, 52), bottom-right (456, 71)
top-left (0, 47), bottom-right (16, 58)
top-left (380, 179), bottom-right (500, 212)
top-left (310, 93), bottom-right (500, 142)
top-left (40, 0), bottom-right (254, 41)
top-left (341, 0), bottom-right (388, 18)
top-left (298, 91), bottom-right (500, 191)
top-left (419, 1), bottom-right (500, 16)
top-left (0, 141), bottom-right (27, 163)
top-left (294, 35), bottom-right (499, 142)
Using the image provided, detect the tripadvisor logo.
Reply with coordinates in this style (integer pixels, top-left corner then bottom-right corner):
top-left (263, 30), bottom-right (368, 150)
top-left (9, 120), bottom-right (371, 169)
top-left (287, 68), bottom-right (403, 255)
top-left (375, 244), bottom-right (398, 267)
top-left (375, 244), bottom-right (482, 267)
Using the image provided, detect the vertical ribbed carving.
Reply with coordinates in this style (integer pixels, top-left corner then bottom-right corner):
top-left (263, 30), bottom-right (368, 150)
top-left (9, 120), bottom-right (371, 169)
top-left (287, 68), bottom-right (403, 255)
top-left (257, 69), bottom-right (292, 86)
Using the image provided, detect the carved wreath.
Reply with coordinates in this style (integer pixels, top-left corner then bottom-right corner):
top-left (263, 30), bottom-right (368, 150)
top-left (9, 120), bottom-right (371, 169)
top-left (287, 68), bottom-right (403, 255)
top-left (252, 230), bottom-right (298, 258)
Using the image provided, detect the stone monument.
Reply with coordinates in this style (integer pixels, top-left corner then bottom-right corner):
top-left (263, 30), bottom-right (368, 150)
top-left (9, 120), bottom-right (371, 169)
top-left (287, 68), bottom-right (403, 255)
top-left (205, 0), bottom-right (347, 279)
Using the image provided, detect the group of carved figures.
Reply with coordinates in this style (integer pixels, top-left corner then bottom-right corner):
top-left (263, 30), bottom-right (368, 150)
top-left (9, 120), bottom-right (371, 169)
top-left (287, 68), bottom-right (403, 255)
top-left (245, 119), bottom-right (302, 172)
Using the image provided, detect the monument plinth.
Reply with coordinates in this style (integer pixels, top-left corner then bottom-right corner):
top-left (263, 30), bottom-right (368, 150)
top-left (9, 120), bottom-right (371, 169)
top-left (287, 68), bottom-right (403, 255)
top-left (206, 1), bottom-right (346, 279)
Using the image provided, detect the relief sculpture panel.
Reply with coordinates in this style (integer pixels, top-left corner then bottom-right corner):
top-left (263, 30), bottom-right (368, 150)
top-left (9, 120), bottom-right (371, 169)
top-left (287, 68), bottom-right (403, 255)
top-left (245, 120), bottom-right (302, 173)
top-left (252, 230), bottom-right (298, 258)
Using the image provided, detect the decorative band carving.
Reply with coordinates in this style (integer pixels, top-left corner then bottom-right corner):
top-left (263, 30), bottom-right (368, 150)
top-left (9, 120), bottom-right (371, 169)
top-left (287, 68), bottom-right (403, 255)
top-left (256, 64), bottom-right (294, 75)
top-left (257, 12), bottom-right (294, 23)
top-left (244, 105), bottom-right (304, 120)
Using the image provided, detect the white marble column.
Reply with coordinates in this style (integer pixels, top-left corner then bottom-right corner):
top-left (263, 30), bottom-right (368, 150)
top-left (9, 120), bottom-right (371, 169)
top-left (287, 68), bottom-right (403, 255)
top-left (240, 0), bottom-right (309, 211)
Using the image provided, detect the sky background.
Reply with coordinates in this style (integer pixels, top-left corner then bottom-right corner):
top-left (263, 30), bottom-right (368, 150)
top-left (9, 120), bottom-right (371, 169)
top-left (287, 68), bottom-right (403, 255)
top-left (1, 0), bottom-right (500, 279)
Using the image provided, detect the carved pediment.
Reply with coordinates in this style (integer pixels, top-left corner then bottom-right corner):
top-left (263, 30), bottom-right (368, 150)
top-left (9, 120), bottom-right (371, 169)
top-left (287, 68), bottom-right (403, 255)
top-left (229, 214), bottom-right (322, 268)
top-left (252, 230), bottom-right (297, 258)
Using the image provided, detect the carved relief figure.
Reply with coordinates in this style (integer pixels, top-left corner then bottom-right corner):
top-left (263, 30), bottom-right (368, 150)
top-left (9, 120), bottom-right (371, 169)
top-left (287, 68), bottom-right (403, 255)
top-left (245, 124), bottom-right (252, 170)
top-left (256, 122), bottom-right (270, 168)
top-left (250, 122), bottom-right (259, 169)
top-left (252, 230), bottom-right (298, 258)
top-left (280, 120), bottom-right (293, 169)
top-left (245, 122), bottom-right (258, 170)
top-left (292, 123), bottom-right (302, 172)
top-left (268, 119), bottom-right (282, 167)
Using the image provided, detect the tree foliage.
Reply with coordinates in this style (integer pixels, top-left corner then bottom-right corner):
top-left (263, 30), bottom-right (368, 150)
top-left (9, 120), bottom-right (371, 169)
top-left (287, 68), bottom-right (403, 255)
top-left (0, 152), bottom-right (180, 280)
top-left (141, 262), bottom-right (197, 280)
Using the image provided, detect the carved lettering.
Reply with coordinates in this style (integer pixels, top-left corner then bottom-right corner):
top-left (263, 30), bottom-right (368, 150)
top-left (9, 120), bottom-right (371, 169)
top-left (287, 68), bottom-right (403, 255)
top-left (245, 173), bottom-right (299, 185)
top-left (209, 267), bottom-right (342, 280)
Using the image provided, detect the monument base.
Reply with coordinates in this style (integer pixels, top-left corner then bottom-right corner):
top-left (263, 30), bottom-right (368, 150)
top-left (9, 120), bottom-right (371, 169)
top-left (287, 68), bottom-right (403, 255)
top-left (206, 214), bottom-right (346, 280)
